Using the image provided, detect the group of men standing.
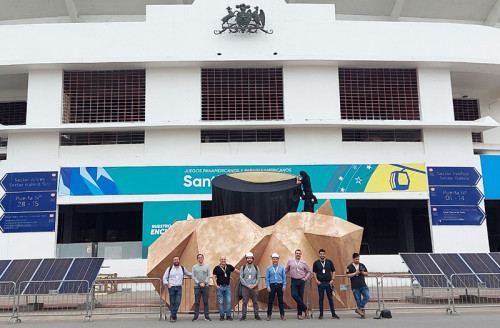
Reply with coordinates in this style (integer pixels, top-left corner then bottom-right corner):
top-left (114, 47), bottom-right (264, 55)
top-left (162, 250), bottom-right (370, 323)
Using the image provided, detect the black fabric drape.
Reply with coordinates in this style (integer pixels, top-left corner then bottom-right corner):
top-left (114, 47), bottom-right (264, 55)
top-left (211, 175), bottom-right (301, 227)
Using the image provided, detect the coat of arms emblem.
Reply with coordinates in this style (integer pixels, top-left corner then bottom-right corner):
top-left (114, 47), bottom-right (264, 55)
top-left (214, 3), bottom-right (273, 34)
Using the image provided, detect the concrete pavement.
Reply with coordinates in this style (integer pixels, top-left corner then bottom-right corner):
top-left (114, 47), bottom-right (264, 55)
top-left (4, 308), bottom-right (500, 328)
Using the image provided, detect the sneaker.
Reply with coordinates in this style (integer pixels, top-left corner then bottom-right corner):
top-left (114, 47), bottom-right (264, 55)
top-left (240, 316), bottom-right (246, 321)
top-left (220, 316), bottom-right (225, 321)
top-left (226, 316), bottom-right (233, 321)
top-left (318, 314), bottom-right (323, 320)
top-left (266, 316), bottom-right (271, 321)
top-left (255, 315), bottom-right (262, 321)
top-left (191, 317), bottom-right (198, 322)
top-left (332, 314), bottom-right (340, 319)
top-left (205, 316), bottom-right (212, 321)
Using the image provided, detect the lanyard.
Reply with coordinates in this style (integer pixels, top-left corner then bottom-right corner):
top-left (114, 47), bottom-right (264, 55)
top-left (220, 265), bottom-right (227, 277)
top-left (295, 260), bottom-right (301, 272)
top-left (272, 265), bottom-right (279, 279)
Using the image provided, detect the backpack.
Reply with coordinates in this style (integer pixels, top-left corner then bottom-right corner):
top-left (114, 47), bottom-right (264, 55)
top-left (375, 309), bottom-right (392, 319)
top-left (166, 265), bottom-right (186, 284)
top-left (237, 266), bottom-right (246, 301)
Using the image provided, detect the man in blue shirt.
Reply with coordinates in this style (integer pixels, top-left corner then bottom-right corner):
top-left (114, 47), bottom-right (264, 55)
top-left (265, 253), bottom-right (287, 321)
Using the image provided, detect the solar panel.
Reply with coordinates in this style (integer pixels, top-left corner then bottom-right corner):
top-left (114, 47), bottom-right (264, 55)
top-left (1, 259), bottom-right (42, 288)
top-left (0, 260), bottom-right (11, 280)
top-left (489, 252), bottom-right (500, 266)
top-left (60, 258), bottom-right (104, 294)
top-left (429, 253), bottom-right (479, 288)
top-left (400, 253), bottom-right (449, 287)
top-left (22, 258), bottom-right (74, 295)
top-left (461, 253), bottom-right (500, 288)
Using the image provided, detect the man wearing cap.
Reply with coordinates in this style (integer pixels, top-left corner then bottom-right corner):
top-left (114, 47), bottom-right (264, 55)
top-left (213, 256), bottom-right (239, 321)
top-left (312, 249), bottom-right (340, 319)
top-left (265, 253), bottom-right (286, 321)
top-left (239, 252), bottom-right (261, 321)
top-left (285, 249), bottom-right (311, 320)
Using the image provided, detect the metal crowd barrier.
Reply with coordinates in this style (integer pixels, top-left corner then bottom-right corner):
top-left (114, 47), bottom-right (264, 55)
top-left (5, 272), bottom-right (500, 323)
top-left (380, 274), bottom-right (453, 313)
top-left (91, 277), bottom-right (163, 320)
top-left (17, 280), bottom-right (91, 321)
top-left (325, 274), bottom-right (380, 317)
top-left (450, 273), bottom-right (500, 313)
top-left (0, 281), bottom-right (17, 323)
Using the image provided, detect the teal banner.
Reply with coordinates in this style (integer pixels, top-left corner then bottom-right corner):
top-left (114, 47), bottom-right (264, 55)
top-left (59, 164), bottom-right (427, 196)
top-left (143, 201), bottom-right (201, 248)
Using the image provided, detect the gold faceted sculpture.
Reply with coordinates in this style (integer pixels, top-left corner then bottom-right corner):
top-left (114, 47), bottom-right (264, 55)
top-left (147, 200), bottom-right (363, 311)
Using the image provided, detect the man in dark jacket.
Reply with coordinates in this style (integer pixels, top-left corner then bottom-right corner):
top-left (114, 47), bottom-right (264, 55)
top-left (297, 171), bottom-right (316, 212)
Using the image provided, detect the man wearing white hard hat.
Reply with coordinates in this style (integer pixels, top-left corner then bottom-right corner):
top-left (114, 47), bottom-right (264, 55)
top-left (239, 252), bottom-right (261, 321)
top-left (265, 253), bottom-right (286, 321)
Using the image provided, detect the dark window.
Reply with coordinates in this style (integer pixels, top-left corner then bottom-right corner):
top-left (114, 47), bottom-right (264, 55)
top-left (201, 129), bottom-right (284, 143)
top-left (0, 154), bottom-right (6, 161)
top-left (453, 98), bottom-right (482, 143)
top-left (0, 137), bottom-right (7, 147)
top-left (62, 70), bottom-right (145, 123)
top-left (60, 131), bottom-right (145, 146)
top-left (342, 129), bottom-right (422, 142)
top-left (201, 68), bottom-right (284, 120)
top-left (0, 101), bottom-right (27, 125)
top-left (339, 68), bottom-right (420, 120)
top-left (57, 203), bottom-right (143, 244)
top-left (485, 200), bottom-right (500, 252)
top-left (347, 200), bottom-right (431, 254)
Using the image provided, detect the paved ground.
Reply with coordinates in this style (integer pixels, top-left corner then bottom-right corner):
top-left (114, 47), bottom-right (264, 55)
top-left (3, 308), bottom-right (500, 328)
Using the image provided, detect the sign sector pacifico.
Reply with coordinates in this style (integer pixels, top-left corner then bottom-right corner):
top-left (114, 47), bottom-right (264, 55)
top-left (427, 167), bottom-right (481, 186)
top-left (427, 166), bottom-right (485, 226)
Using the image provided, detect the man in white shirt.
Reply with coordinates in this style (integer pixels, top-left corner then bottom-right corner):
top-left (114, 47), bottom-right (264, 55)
top-left (163, 256), bottom-right (192, 322)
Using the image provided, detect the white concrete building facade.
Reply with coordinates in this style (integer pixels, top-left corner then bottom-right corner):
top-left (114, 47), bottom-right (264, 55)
top-left (1, 0), bottom-right (500, 276)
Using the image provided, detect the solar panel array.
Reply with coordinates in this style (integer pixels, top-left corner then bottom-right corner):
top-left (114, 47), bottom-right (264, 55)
top-left (401, 253), bottom-right (500, 288)
top-left (0, 258), bottom-right (103, 295)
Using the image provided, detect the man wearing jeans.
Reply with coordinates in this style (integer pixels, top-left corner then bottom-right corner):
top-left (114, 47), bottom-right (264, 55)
top-left (346, 253), bottom-right (370, 318)
top-left (213, 256), bottom-right (239, 321)
top-left (312, 249), bottom-right (340, 319)
top-left (162, 256), bottom-right (192, 322)
top-left (285, 249), bottom-right (311, 320)
top-left (265, 253), bottom-right (286, 321)
top-left (192, 254), bottom-right (211, 321)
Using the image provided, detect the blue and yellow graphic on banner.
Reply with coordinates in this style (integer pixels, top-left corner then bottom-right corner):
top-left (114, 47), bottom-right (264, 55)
top-left (59, 164), bottom-right (427, 196)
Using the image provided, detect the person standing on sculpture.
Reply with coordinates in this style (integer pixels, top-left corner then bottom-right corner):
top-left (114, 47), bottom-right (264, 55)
top-left (213, 256), bottom-right (239, 321)
top-left (312, 249), bottom-right (340, 319)
top-left (239, 252), bottom-right (262, 321)
top-left (346, 253), bottom-right (370, 318)
top-left (163, 256), bottom-right (192, 323)
top-left (265, 253), bottom-right (286, 321)
top-left (285, 249), bottom-right (311, 319)
top-left (296, 171), bottom-right (315, 212)
top-left (192, 254), bottom-right (211, 321)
